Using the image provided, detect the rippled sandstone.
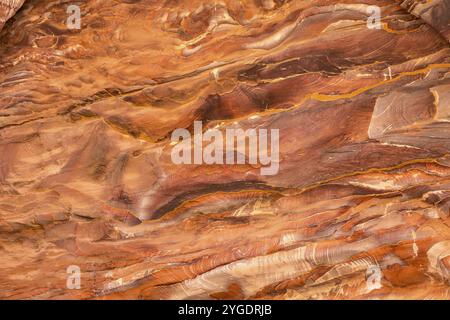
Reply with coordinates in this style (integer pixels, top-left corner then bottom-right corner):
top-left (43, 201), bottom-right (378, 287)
top-left (0, 0), bottom-right (449, 299)
top-left (0, 0), bottom-right (24, 31)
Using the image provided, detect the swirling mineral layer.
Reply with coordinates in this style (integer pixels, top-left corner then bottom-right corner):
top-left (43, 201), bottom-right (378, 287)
top-left (0, 0), bottom-right (449, 299)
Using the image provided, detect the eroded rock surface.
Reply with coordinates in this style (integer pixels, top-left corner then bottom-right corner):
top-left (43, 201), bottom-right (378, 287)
top-left (0, 0), bottom-right (449, 299)
top-left (0, 0), bottom-right (25, 31)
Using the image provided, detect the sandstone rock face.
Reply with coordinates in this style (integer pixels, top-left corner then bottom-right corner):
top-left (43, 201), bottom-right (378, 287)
top-left (398, 0), bottom-right (450, 41)
top-left (0, 0), bottom-right (25, 31)
top-left (0, 0), bottom-right (449, 300)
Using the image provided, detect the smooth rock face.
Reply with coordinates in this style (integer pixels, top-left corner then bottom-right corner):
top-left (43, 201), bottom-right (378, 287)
top-left (0, 0), bottom-right (449, 300)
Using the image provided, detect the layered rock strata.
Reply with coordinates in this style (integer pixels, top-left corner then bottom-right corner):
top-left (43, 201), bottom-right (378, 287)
top-left (0, 0), bottom-right (449, 299)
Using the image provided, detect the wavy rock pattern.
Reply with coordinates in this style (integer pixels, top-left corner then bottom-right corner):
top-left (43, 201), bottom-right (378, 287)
top-left (0, 0), bottom-right (449, 299)
top-left (398, 0), bottom-right (450, 41)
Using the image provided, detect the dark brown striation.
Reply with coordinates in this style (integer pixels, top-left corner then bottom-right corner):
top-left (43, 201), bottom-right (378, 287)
top-left (0, 0), bottom-right (449, 300)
